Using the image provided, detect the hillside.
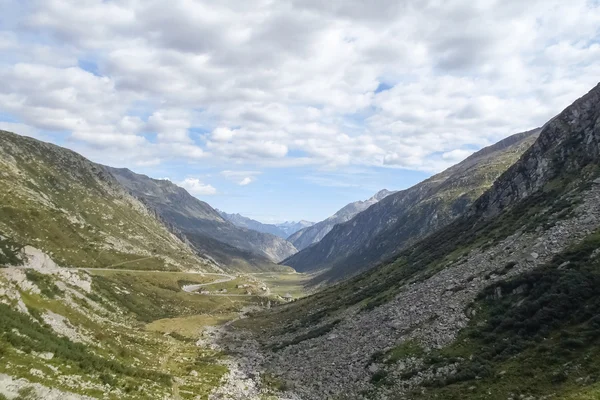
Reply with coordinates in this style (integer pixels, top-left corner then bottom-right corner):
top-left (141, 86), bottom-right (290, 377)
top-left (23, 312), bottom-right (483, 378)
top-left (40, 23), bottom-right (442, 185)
top-left (287, 189), bottom-right (395, 251)
top-left (218, 211), bottom-right (290, 239)
top-left (0, 130), bottom-right (215, 273)
top-left (284, 129), bottom-right (540, 283)
top-left (232, 83), bottom-right (600, 399)
top-left (108, 168), bottom-right (297, 272)
top-left (0, 242), bottom-right (300, 398)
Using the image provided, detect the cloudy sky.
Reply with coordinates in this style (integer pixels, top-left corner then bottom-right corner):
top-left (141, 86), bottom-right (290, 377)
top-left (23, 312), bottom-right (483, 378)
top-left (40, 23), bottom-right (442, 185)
top-left (1, 0), bottom-right (600, 223)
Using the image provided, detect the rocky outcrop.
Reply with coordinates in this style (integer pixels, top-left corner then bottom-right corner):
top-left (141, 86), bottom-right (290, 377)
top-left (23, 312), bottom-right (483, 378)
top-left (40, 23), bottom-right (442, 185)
top-left (108, 168), bottom-right (298, 268)
top-left (472, 83), bottom-right (600, 218)
top-left (286, 189), bottom-right (395, 251)
top-left (284, 130), bottom-right (539, 282)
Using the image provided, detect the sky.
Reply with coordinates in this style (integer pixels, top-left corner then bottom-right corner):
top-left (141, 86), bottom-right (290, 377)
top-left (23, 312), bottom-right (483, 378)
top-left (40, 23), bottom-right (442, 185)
top-left (1, 1), bottom-right (600, 223)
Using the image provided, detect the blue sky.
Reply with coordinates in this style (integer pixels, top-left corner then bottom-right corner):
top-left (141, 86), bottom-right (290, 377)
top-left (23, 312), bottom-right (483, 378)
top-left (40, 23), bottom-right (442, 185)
top-left (1, 0), bottom-right (600, 222)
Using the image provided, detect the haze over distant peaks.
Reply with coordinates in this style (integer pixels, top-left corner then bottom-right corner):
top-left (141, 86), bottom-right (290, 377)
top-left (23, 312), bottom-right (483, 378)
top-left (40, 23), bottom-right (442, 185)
top-left (287, 189), bottom-right (396, 251)
top-left (218, 211), bottom-right (313, 239)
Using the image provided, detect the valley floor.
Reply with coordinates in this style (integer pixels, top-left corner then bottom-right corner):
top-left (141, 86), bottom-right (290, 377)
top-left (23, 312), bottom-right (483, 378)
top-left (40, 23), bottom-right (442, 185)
top-left (0, 258), bottom-right (311, 400)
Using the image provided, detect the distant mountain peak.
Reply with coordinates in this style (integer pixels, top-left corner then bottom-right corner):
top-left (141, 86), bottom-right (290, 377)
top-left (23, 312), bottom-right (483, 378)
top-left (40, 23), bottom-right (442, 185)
top-left (287, 189), bottom-right (396, 251)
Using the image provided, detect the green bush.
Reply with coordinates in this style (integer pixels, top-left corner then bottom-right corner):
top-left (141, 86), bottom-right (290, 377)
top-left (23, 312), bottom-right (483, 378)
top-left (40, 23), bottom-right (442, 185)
top-left (24, 270), bottom-right (62, 298)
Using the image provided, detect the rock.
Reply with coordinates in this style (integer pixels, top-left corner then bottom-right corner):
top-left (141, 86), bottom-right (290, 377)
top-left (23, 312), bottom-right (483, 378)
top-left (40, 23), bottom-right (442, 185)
top-left (530, 252), bottom-right (539, 259)
top-left (38, 352), bottom-right (54, 360)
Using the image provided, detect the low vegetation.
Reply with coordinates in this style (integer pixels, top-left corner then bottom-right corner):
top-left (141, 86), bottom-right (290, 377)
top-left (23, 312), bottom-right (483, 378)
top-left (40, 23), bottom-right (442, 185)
top-left (0, 130), bottom-right (211, 272)
top-left (384, 230), bottom-right (600, 399)
top-left (91, 270), bottom-right (263, 322)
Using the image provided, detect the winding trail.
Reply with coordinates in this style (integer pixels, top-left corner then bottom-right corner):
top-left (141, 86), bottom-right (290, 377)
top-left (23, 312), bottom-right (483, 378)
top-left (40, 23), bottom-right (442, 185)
top-left (181, 274), bottom-right (235, 293)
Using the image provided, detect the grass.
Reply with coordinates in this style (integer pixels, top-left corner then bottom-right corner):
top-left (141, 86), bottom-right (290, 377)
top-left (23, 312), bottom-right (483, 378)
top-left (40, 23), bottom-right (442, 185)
top-left (257, 272), bottom-right (312, 298)
top-left (91, 270), bottom-right (264, 323)
top-left (0, 268), bottom-right (236, 399)
top-left (146, 313), bottom-right (238, 338)
top-left (0, 302), bottom-right (172, 390)
top-left (384, 341), bottom-right (425, 365)
top-left (270, 319), bottom-right (341, 351)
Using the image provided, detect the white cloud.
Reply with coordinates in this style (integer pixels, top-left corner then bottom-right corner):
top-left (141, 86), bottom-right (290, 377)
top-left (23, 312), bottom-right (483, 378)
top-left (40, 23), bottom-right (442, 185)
top-left (221, 170), bottom-right (261, 185)
top-left (1, 0), bottom-right (600, 173)
top-left (178, 178), bottom-right (217, 196)
top-left (239, 177), bottom-right (253, 186)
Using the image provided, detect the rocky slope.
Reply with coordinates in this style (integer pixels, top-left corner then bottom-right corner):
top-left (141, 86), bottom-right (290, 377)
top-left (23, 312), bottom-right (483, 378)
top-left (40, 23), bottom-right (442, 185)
top-left (284, 130), bottom-right (540, 283)
top-left (108, 168), bottom-right (297, 270)
top-left (231, 83), bottom-right (600, 399)
top-left (287, 189), bottom-right (395, 251)
top-left (0, 130), bottom-right (215, 272)
top-left (218, 211), bottom-right (290, 239)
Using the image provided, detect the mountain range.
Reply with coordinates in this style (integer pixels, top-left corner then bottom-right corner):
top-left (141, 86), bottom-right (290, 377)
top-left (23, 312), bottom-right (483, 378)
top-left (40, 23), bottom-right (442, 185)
top-left (107, 168), bottom-right (298, 271)
top-left (286, 189), bottom-right (396, 251)
top-left (217, 211), bottom-right (313, 239)
top-left (1, 83), bottom-right (600, 400)
top-left (284, 129), bottom-right (540, 283)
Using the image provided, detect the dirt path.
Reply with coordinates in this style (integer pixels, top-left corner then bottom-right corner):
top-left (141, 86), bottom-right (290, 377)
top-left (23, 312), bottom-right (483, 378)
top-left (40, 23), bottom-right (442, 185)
top-left (160, 341), bottom-right (182, 400)
top-left (180, 274), bottom-right (235, 293)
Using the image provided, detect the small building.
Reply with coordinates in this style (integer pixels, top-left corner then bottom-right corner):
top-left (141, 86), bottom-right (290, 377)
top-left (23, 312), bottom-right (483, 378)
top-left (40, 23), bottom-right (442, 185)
top-left (283, 293), bottom-right (293, 301)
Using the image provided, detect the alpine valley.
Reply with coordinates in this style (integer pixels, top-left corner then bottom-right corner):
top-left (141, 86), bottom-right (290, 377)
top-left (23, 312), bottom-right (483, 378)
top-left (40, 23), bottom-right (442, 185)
top-left (1, 82), bottom-right (600, 400)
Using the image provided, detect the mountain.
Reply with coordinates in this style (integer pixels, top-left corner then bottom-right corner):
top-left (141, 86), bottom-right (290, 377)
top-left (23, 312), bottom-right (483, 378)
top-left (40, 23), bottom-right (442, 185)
top-left (0, 130), bottom-right (215, 272)
top-left (236, 83), bottom-right (600, 399)
top-left (284, 129), bottom-right (540, 282)
top-left (108, 168), bottom-right (298, 270)
top-left (287, 189), bottom-right (395, 251)
top-left (218, 211), bottom-right (290, 239)
top-left (276, 220), bottom-right (315, 238)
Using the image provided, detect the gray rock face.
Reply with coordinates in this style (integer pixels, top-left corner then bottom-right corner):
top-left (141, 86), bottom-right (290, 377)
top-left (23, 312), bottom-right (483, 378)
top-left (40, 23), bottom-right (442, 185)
top-left (287, 189), bottom-right (396, 251)
top-left (472, 82), bottom-right (600, 219)
top-left (284, 129), bottom-right (540, 282)
top-left (108, 168), bottom-right (298, 269)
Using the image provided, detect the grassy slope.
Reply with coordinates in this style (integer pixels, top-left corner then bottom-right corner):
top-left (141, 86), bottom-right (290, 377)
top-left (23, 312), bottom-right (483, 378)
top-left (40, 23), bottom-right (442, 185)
top-left (0, 266), bottom-right (310, 398)
top-left (0, 270), bottom-right (232, 399)
top-left (0, 130), bottom-right (211, 271)
top-left (89, 270), bottom-right (265, 323)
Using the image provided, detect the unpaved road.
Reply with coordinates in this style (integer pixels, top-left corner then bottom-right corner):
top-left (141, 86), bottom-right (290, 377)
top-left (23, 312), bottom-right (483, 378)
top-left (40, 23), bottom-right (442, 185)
top-left (181, 274), bottom-right (235, 293)
top-left (181, 274), bottom-right (273, 297)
